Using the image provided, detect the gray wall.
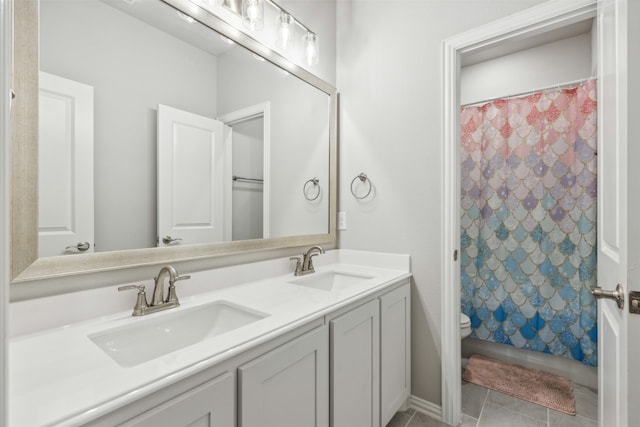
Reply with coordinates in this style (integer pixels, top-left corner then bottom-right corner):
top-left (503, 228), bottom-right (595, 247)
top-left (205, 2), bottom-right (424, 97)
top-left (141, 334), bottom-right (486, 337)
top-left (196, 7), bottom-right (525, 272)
top-left (40, 0), bottom-right (218, 252)
top-left (336, 0), bottom-right (548, 405)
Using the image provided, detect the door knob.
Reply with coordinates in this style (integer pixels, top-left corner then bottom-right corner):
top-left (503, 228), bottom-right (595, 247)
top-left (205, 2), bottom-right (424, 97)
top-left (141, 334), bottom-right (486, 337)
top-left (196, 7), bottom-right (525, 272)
top-left (591, 283), bottom-right (624, 309)
top-left (162, 235), bottom-right (182, 245)
top-left (65, 241), bottom-right (90, 252)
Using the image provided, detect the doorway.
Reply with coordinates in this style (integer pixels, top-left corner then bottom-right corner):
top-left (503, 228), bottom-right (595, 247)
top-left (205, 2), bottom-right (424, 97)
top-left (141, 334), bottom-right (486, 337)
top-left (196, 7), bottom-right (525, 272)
top-left (440, 1), bottom-right (627, 425)
top-left (219, 102), bottom-right (271, 240)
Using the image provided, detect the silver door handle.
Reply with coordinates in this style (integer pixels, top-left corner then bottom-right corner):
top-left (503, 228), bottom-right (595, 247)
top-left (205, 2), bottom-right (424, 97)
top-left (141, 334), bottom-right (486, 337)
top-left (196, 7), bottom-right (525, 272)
top-left (162, 235), bottom-right (182, 245)
top-left (65, 241), bottom-right (90, 252)
top-left (591, 284), bottom-right (624, 309)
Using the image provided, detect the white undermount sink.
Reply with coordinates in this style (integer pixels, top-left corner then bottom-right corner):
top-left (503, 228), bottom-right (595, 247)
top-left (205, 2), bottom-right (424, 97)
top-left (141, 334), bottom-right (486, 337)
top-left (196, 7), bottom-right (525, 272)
top-left (289, 270), bottom-right (376, 291)
top-left (89, 301), bottom-right (268, 367)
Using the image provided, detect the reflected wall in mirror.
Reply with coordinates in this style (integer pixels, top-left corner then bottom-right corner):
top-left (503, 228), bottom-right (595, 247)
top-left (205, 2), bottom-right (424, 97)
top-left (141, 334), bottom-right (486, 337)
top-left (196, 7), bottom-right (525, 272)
top-left (11, 0), bottom-right (336, 282)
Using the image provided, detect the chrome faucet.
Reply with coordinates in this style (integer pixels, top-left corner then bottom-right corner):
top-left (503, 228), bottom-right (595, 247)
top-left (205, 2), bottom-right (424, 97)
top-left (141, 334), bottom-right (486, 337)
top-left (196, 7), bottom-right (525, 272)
top-left (152, 265), bottom-right (190, 306)
top-left (118, 265), bottom-right (191, 316)
top-left (291, 246), bottom-right (325, 276)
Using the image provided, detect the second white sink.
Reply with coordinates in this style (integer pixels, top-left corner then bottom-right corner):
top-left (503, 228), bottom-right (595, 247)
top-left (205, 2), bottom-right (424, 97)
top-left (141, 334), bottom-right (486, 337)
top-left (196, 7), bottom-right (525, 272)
top-left (89, 301), bottom-right (268, 367)
top-left (289, 271), bottom-right (376, 291)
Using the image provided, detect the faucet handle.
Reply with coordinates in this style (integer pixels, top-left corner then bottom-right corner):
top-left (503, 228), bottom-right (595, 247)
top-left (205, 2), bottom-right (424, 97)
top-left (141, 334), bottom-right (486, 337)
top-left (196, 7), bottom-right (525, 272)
top-left (118, 284), bottom-right (145, 292)
top-left (118, 284), bottom-right (149, 316)
top-left (166, 275), bottom-right (190, 304)
top-left (290, 256), bottom-right (303, 276)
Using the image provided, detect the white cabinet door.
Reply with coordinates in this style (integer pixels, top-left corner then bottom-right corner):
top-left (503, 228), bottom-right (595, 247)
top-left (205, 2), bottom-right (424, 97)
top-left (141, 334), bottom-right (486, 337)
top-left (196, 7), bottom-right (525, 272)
top-left (238, 326), bottom-right (329, 427)
top-left (120, 372), bottom-right (234, 427)
top-left (330, 299), bottom-right (380, 427)
top-left (380, 283), bottom-right (411, 427)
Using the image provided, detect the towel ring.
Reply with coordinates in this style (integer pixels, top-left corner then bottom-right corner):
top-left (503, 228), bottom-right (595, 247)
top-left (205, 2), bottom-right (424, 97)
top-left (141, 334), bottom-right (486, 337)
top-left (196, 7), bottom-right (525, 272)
top-left (303, 177), bottom-right (320, 201)
top-left (350, 172), bottom-right (372, 200)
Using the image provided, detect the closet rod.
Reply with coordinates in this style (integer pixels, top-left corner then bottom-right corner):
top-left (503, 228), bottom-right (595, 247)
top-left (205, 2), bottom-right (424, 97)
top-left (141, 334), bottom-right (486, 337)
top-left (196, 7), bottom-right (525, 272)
top-left (233, 175), bottom-right (264, 184)
top-left (461, 76), bottom-right (596, 108)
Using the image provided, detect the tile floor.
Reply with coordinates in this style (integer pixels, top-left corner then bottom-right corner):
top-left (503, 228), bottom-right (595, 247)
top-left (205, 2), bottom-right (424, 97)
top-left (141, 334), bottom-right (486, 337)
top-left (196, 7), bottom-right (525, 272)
top-left (386, 380), bottom-right (598, 427)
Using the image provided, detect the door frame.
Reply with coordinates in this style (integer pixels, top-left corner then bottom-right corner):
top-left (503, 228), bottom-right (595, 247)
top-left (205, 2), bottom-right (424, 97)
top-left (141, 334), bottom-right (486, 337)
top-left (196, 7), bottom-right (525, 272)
top-left (440, 0), bottom-right (597, 424)
top-left (218, 102), bottom-right (271, 240)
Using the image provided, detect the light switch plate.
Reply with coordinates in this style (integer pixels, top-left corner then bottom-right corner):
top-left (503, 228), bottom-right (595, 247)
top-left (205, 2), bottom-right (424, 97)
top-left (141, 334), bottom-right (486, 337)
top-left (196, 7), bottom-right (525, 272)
top-left (338, 212), bottom-right (347, 230)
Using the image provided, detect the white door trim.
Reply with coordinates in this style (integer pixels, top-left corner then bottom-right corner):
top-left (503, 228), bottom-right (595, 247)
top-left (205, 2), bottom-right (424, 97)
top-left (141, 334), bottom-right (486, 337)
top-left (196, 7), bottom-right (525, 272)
top-left (440, 1), bottom-right (597, 424)
top-left (218, 102), bottom-right (271, 239)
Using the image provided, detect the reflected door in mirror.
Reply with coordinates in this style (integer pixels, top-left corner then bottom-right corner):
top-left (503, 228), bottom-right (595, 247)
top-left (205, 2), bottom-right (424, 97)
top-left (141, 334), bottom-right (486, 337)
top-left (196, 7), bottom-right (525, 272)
top-left (157, 104), bottom-right (230, 246)
top-left (39, 72), bottom-right (94, 257)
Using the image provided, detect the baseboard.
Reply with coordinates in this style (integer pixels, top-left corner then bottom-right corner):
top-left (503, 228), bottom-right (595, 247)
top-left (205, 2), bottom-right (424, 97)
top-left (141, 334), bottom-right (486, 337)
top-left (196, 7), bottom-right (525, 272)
top-left (409, 395), bottom-right (442, 421)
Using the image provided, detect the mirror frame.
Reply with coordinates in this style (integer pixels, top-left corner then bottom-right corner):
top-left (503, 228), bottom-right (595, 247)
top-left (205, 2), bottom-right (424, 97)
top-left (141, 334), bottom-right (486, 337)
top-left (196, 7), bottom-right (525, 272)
top-left (11, 0), bottom-right (337, 283)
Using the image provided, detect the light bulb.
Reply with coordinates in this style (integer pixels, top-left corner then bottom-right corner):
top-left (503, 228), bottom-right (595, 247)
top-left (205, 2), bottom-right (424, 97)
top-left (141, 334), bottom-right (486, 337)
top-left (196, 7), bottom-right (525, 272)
top-left (242, 0), bottom-right (263, 30)
top-left (303, 31), bottom-right (319, 66)
top-left (277, 12), bottom-right (294, 52)
top-left (247, 3), bottom-right (258, 20)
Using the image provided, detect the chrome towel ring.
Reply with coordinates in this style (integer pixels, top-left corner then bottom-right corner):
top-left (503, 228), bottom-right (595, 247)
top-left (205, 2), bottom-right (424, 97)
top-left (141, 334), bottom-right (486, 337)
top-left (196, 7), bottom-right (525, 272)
top-left (350, 172), bottom-right (372, 199)
top-left (303, 177), bottom-right (321, 201)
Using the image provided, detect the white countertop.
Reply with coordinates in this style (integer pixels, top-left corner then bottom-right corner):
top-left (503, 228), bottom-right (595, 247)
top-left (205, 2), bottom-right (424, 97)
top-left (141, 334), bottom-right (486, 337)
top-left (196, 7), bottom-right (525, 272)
top-left (9, 250), bottom-right (411, 427)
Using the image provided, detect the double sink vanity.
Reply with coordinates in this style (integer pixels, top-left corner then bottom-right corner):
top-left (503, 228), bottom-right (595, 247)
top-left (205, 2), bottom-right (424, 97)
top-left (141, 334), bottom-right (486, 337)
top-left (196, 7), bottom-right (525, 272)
top-left (8, 1), bottom-right (407, 425)
top-left (9, 250), bottom-right (411, 427)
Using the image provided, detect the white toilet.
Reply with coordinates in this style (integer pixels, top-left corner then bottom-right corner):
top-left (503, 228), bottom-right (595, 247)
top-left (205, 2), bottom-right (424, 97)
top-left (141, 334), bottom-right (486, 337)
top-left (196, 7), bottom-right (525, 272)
top-left (460, 313), bottom-right (471, 340)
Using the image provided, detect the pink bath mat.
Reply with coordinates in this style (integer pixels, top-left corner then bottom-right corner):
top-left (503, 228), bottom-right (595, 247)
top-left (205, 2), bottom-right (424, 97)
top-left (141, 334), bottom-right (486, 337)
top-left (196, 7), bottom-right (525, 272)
top-left (463, 354), bottom-right (576, 415)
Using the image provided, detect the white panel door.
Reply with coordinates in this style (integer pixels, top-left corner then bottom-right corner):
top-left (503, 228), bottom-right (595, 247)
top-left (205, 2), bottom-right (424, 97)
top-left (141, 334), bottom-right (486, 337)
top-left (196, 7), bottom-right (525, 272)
top-left (157, 105), bottom-right (228, 246)
top-left (238, 326), bottom-right (329, 427)
top-left (38, 72), bottom-right (94, 257)
top-left (330, 299), bottom-right (380, 427)
top-left (597, 0), bottom-right (628, 425)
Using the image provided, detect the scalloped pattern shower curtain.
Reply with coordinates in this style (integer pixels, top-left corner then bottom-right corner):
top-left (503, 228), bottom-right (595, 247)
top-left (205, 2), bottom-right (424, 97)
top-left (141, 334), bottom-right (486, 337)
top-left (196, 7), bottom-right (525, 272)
top-left (460, 79), bottom-right (598, 366)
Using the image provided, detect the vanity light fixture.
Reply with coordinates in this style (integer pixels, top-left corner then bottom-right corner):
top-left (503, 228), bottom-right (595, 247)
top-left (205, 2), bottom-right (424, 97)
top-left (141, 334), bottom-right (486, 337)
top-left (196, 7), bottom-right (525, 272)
top-left (276, 11), bottom-right (294, 52)
top-left (220, 0), bottom-right (321, 66)
top-left (242, 0), bottom-right (264, 30)
top-left (303, 31), bottom-right (319, 66)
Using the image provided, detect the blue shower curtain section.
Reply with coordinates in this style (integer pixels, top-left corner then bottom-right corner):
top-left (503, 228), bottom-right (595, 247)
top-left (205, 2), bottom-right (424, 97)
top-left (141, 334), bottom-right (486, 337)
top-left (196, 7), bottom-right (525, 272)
top-left (460, 81), bottom-right (598, 367)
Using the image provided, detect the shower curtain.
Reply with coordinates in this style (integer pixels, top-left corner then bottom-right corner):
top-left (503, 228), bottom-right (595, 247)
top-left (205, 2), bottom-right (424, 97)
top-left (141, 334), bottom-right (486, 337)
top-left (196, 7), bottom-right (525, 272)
top-left (460, 79), bottom-right (598, 367)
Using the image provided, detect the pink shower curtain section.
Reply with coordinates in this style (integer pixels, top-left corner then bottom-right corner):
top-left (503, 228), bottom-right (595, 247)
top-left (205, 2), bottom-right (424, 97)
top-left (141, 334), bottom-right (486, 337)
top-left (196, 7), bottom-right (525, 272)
top-left (460, 79), bottom-right (598, 366)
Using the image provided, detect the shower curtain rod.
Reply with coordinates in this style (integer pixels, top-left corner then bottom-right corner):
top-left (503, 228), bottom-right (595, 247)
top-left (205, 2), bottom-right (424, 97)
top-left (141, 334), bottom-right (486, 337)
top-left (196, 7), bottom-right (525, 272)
top-left (461, 76), bottom-right (596, 108)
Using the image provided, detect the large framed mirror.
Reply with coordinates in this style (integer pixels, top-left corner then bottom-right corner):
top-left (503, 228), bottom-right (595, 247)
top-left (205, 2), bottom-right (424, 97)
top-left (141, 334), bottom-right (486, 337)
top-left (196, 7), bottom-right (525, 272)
top-left (11, 0), bottom-right (337, 283)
